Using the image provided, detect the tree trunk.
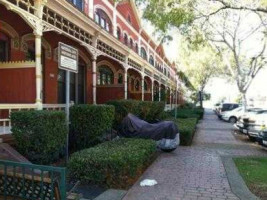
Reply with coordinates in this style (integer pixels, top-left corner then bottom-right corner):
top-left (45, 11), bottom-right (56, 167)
top-left (199, 91), bottom-right (203, 108)
top-left (242, 92), bottom-right (247, 112)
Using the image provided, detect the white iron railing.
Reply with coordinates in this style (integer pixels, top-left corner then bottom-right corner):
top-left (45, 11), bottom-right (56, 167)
top-left (0, 104), bottom-right (66, 135)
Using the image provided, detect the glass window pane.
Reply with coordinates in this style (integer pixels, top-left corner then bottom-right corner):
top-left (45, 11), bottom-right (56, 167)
top-left (101, 18), bottom-right (105, 28)
top-left (106, 23), bottom-right (110, 32)
top-left (95, 14), bottom-right (100, 24)
top-left (0, 40), bottom-right (7, 62)
top-left (75, 0), bottom-right (83, 11)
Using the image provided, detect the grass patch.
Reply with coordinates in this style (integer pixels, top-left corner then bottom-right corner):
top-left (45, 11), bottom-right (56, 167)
top-left (234, 157), bottom-right (267, 200)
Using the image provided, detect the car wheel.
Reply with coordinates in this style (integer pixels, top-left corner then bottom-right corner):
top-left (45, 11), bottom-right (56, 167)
top-left (229, 117), bottom-right (237, 124)
top-left (248, 135), bottom-right (256, 141)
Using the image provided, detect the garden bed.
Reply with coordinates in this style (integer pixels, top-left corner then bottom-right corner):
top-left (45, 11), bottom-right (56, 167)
top-left (68, 138), bottom-right (157, 189)
top-left (234, 157), bottom-right (267, 200)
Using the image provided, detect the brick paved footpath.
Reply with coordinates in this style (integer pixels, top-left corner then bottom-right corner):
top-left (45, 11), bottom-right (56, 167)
top-left (123, 109), bottom-right (267, 200)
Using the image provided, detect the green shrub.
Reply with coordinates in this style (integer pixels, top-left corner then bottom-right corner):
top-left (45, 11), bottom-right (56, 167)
top-left (166, 108), bottom-right (204, 120)
top-left (11, 110), bottom-right (67, 164)
top-left (168, 118), bottom-right (198, 146)
top-left (68, 138), bottom-right (157, 188)
top-left (106, 100), bottom-right (165, 128)
top-left (70, 105), bottom-right (115, 150)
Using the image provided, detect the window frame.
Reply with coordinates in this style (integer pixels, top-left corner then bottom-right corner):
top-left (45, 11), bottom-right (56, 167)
top-left (0, 32), bottom-right (10, 62)
top-left (98, 65), bottom-right (114, 86)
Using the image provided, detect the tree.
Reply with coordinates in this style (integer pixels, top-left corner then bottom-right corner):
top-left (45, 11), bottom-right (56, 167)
top-left (178, 40), bottom-right (223, 107)
top-left (131, 0), bottom-right (267, 110)
top-left (201, 10), bottom-right (267, 110)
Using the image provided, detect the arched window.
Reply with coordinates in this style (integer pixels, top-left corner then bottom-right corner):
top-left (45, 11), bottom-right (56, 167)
top-left (135, 43), bottom-right (139, 53)
top-left (118, 73), bottom-right (123, 84)
top-left (95, 9), bottom-right (112, 33)
top-left (98, 66), bottom-right (114, 85)
top-left (0, 32), bottom-right (10, 62)
top-left (130, 78), bottom-right (135, 91)
top-left (117, 27), bottom-right (121, 40)
top-left (144, 81), bottom-right (148, 91)
top-left (26, 42), bottom-right (35, 61)
top-left (129, 38), bottom-right (133, 49)
top-left (149, 55), bottom-right (154, 66)
top-left (127, 14), bottom-right (132, 24)
top-left (140, 47), bottom-right (147, 60)
top-left (135, 80), bottom-right (140, 91)
top-left (164, 68), bottom-right (167, 75)
top-left (124, 33), bottom-right (128, 45)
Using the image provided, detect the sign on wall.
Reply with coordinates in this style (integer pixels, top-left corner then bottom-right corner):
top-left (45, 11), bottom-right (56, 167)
top-left (58, 42), bottom-right (78, 73)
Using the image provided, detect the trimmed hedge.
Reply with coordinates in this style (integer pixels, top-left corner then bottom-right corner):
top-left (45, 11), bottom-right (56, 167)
top-left (106, 100), bottom-right (165, 128)
top-left (70, 105), bottom-right (115, 150)
top-left (169, 117), bottom-right (198, 146)
top-left (68, 138), bottom-right (157, 188)
top-left (166, 108), bottom-right (204, 120)
top-left (11, 110), bottom-right (67, 164)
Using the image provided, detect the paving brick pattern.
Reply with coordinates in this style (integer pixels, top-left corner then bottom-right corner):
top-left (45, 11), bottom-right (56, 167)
top-left (123, 109), bottom-right (267, 200)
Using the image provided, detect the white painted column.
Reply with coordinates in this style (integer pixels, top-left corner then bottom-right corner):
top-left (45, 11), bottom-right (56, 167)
top-left (113, 3), bottom-right (117, 37)
top-left (33, 0), bottom-right (45, 110)
top-left (124, 67), bottom-right (128, 100)
top-left (138, 29), bottom-right (142, 55)
top-left (92, 56), bottom-right (97, 104)
top-left (170, 90), bottom-right (172, 109)
top-left (141, 75), bottom-right (145, 101)
top-left (151, 79), bottom-right (154, 101)
top-left (89, 0), bottom-right (94, 19)
top-left (159, 84), bottom-right (161, 102)
top-left (35, 33), bottom-right (43, 110)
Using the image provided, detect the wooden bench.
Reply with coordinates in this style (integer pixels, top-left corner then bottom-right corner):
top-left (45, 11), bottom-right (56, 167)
top-left (0, 168), bottom-right (62, 200)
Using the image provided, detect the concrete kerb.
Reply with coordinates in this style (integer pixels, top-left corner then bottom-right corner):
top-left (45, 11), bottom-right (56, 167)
top-left (221, 155), bottom-right (260, 200)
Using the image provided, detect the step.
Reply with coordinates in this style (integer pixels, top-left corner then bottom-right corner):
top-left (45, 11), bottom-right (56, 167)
top-left (0, 134), bottom-right (15, 145)
top-left (93, 189), bottom-right (127, 200)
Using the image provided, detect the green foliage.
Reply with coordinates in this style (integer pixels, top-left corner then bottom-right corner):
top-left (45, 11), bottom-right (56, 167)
top-left (166, 108), bottom-right (204, 120)
top-left (11, 111), bottom-right (67, 164)
top-left (106, 100), bottom-right (165, 128)
top-left (177, 71), bottom-right (195, 91)
top-left (138, 0), bottom-right (195, 37)
top-left (68, 138), bottom-right (157, 188)
top-left (169, 117), bottom-right (198, 146)
top-left (70, 105), bottom-right (115, 150)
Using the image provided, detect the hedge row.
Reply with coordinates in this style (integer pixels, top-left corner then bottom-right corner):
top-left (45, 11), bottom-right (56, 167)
top-left (176, 118), bottom-right (198, 146)
top-left (11, 111), bottom-right (67, 164)
top-left (166, 108), bottom-right (204, 120)
top-left (11, 105), bottom-right (115, 164)
top-left (68, 138), bottom-right (157, 188)
top-left (107, 100), bottom-right (165, 128)
top-left (166, 117), bottom-right (197, 146)
top-left (70, 105), bottom-right (115, 151)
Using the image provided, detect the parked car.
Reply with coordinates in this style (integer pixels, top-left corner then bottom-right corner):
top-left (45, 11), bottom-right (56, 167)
top-left (259, 129), bottom-right (267, 147)
top-left (247, 112), bottom-right (267, 140)
top-left (234, 108), bottom-right (264, 134)
top-left (213, 103), bottom-right (221, 113)
top-left (221, 107), bottom-right (243, 123)
top-left (217, 103), bottom-right (240, 119)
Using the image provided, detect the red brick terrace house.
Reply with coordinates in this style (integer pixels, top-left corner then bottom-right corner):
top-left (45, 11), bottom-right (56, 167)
top-left (0, 0), bottom-right (183, 135)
